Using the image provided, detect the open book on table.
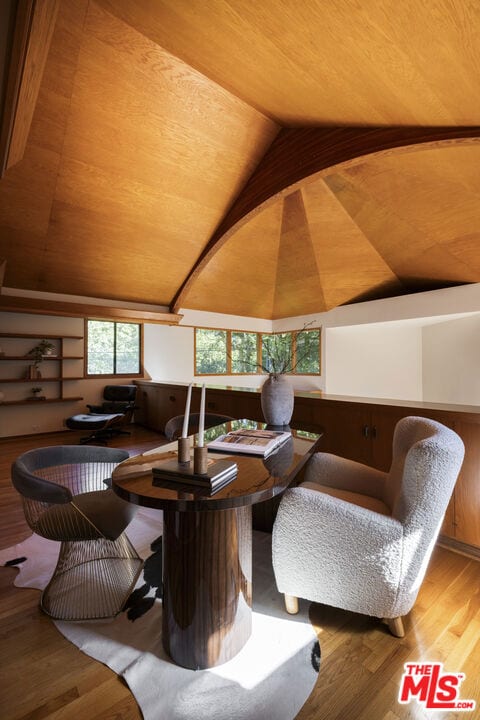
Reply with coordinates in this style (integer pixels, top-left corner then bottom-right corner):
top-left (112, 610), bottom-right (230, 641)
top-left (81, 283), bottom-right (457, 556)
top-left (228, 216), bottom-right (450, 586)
top-left (207, 428), bottom-right (291, 457)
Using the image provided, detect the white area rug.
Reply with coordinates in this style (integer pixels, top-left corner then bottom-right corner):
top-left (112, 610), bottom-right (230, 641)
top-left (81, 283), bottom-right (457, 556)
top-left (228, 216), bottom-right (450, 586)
top-left (1, 508), bottom-right (319, 720)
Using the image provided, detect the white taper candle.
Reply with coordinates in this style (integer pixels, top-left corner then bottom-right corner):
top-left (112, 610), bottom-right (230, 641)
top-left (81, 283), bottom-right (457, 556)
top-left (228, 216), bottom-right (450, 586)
top-left (198, 383), bottom-right (206, 447)
top-left (181, 383), bottom-right (192, 438)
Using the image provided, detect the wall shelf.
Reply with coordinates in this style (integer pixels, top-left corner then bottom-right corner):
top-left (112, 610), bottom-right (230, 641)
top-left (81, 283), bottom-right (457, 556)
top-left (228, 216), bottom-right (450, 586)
top-left (0, 356), bottom-right (83, 361)
top-left (0, 333), bottom-right (83, 339)
top-left (0, 377), bottom-right (84, 383)
top-left (0, 333), bottom-right (84, 404)
top-left (1, 397), bottom-right (84, 406)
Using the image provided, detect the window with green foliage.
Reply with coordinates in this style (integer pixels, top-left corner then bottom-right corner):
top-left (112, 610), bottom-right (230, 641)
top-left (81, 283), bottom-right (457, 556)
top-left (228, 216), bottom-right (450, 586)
top-left (261, 332), bottom-right (293, 374)
top-left (87, 320), bottom-right (141, 376)
top-left (194, 327), bottom-right (321, 376)
top-left (231, 331), bottom-right (257, 373)
top-left (195, 328), bottom-right (227, 374)
top-left (295, 329), bottom-right (320, 373)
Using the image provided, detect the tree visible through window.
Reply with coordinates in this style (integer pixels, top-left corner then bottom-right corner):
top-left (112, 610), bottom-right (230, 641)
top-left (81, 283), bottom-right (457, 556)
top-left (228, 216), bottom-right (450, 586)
top-left (195, 329), bottom-right (227, 374)
top-left (295, 329), bottom-right (320, 373)
top-left (231, 331), bottom-right (257, 373)
top-left (87, 320), bottom-right (141, 375)
top-left (261, 332), bottom-right (292, 373)
top-left (195, 327), bottom-right (321, 376)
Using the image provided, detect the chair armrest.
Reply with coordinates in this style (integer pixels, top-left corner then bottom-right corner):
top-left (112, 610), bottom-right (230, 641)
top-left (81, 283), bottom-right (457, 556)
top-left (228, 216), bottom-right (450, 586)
top-left (272, 486), bottom-right (404, 611)
top-left (278, 484), bottom-right (402, 537)
top-left (304, 452), bottom-right (387, 499)
top-left (11, 463), bottom-right (73, 504)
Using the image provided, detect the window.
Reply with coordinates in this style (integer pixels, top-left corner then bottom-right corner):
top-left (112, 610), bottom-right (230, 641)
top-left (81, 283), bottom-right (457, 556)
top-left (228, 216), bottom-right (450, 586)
top-left (86, 320), bottom-right (141, 376)
top-left (261, 332), bottom-right (292, 374)
top-left (231, 331), bottom-right (258, 373)
top-left (295, 328), bottom-right (320, 374)
top-left (194, 327), bottom-right (320, 376)
top-left (195, 328), bottom-right (227, 374)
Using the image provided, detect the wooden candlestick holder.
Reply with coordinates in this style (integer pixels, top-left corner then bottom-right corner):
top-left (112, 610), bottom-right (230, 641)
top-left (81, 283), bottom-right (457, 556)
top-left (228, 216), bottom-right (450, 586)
top-left (193, 445), bottom-right (208, 475)
top-left (177, 437), bottom-right (191, 465)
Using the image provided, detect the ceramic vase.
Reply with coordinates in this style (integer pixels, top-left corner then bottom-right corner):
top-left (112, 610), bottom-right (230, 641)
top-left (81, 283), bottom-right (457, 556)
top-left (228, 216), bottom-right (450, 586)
top-left (261, 373), bottom-right (294, 426)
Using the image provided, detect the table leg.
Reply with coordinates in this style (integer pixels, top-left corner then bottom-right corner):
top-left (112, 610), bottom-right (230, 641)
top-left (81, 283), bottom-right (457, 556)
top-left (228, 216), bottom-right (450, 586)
top-left (162, 505), bottom-right (252, 669)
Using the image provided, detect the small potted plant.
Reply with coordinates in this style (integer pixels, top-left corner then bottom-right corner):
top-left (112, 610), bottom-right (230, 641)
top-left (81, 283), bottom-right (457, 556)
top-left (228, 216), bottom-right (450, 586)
top-left (30, 386), bottom-right (44, 400)
top-left (28, 339), bottom-right (56, 359)
top-left (26, 340), bottom-right (56, 375)
top-left (40, 339), bottom-right (56, 356)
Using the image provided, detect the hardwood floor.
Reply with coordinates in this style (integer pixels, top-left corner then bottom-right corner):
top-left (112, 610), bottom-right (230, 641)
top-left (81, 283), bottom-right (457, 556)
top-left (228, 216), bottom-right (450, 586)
top-left (1, 426), bottom-right (479, 719)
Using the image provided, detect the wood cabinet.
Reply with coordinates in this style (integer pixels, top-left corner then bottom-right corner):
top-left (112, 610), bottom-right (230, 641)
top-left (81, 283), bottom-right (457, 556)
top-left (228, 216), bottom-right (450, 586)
top-left (309, 399), bottom-right (480, 552)
top-left (135, 382), bottom-right (263, 431)
top-left (448, 418), bottom-right (480, 548)
top-left (0, 332), bottom-right (84, 405)
top-left (135, 383), bottom-right (188, 433)
top-left (312, 401), bottom-right (415, 471)
top-left (134, 381), bottom-right (480, 554)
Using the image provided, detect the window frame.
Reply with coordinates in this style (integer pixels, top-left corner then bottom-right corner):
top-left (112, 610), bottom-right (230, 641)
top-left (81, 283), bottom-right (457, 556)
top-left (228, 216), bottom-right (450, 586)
top-left (85, 318), bottom-right (143, 378)
top-left (194, 326), bottom-right (321, 377)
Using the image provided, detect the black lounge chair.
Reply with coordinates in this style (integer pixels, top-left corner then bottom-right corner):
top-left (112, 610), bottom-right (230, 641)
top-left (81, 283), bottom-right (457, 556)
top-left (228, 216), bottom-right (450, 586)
top-left (66, 384), bottom-right (137, 444)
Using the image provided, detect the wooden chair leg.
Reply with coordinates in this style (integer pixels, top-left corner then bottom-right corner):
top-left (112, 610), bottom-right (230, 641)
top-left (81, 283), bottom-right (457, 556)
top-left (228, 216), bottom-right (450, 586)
top-left (386, 616), bottom-right (405, 637)
top-left (284, 594), bottom-right (299, 614)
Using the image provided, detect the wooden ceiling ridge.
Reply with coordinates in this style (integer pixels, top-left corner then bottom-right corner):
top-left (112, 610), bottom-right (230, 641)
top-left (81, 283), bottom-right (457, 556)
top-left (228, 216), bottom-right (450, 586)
top-left (0, 293), bottom-right (183, 325)
top-left (172, 126), bottom-right (480, 313)
top-left (0, 0), bottom-right (59, 178)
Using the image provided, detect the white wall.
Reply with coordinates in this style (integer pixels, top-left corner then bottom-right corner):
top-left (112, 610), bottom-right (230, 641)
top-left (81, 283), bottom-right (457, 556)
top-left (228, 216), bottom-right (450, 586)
top-left (326, 323), bottom-right (423, 400)
top-left (324, 283), bottom-right (480, 328)
top-left (423, 314), bottom-right (480, 405)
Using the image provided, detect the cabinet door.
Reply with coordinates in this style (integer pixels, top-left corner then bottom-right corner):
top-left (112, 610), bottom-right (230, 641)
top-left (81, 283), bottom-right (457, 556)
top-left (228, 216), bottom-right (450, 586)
top-left (450, 419), bottom-right (480, 547)
top-left (205, 389), bottom-right (234, 417)
top-left (313, 404), bottom-right (372, 465)
top-left (229, 392), bottom-right (263, 423)
top-left (135, 385), bottom-right (160, 429)
top-left (155, 386), bottom-right (187, 432)
top-left (370, 407), bottom-right (410, 471)
top-left (134, 386), bottom-right (149, 427)
top-left (135, 385), bottom-right (187, 433)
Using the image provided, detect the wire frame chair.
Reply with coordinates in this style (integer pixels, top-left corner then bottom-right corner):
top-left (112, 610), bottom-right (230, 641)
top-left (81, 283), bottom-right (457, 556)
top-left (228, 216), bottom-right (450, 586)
top-left (164, 413), bottom-right (233, 441)
top-left (11, 446), bottom-right (143, 621)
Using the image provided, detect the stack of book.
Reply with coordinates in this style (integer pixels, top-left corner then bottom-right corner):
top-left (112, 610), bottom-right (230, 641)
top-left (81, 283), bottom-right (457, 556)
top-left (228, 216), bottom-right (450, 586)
top-left (152, 456), bottom-right (238, 493)
top-left (207, 428), bottom-right (291, 457)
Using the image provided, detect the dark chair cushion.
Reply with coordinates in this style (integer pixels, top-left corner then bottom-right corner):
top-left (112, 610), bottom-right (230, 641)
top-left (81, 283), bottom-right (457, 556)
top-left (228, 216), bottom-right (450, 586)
top-left (87, 401), bottom-right (132, 413)
top-left (103, 385), bottom-right (137, 402)
top-left (35, 489), bottom-right (136, 541)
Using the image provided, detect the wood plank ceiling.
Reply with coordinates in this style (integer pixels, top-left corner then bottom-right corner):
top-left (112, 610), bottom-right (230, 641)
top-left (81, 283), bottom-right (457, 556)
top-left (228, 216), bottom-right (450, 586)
top-left (1, 0), bottom-right (480, 319)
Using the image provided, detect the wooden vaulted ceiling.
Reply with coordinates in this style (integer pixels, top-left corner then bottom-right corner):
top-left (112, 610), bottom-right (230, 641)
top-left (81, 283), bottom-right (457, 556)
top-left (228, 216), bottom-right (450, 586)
top-left (1, 0), bottom-right (480, 320)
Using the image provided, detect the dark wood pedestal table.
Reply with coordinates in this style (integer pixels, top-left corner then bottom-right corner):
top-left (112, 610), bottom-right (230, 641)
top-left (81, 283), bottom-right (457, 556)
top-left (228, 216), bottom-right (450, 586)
top-left (112, 425), bottom-right (322, 670)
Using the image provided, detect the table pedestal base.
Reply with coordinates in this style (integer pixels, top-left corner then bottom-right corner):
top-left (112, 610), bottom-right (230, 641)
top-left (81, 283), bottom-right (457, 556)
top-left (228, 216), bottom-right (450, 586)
top-left (162, 505), bottom-right (252, 669)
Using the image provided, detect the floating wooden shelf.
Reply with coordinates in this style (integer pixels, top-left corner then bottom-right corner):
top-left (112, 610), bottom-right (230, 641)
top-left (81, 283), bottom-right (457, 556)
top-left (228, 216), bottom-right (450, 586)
top-left (0, 334), bottom-right (84, 404)
top-left (0, 333), bottom-right (83, 339)
top-left (0, 397), bottom-right (84, 406)
top-left (0, 356), bottom-right (84, 361)
top-left (0, 377), bottom-right (84, 383)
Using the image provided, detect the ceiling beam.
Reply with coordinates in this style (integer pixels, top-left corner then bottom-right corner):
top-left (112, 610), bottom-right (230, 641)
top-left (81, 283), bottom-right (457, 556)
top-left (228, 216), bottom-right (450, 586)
top-left (0, 294), bottom-right (183, 324)
top-left (172, 126), bottom-right (480, 313)
top-left (0, 0), bottom-right (59, 177)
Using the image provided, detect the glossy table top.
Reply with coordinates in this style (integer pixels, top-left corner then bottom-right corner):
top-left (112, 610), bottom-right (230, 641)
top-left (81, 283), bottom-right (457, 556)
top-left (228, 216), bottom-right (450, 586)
top-left (112, 420), bottom-right (322, 511)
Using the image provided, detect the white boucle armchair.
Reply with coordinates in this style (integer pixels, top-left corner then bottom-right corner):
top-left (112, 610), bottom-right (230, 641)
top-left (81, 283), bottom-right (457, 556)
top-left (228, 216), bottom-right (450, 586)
top-left (272, 416), bottom-right (464, 637)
